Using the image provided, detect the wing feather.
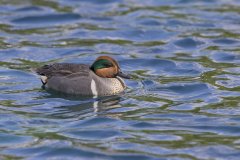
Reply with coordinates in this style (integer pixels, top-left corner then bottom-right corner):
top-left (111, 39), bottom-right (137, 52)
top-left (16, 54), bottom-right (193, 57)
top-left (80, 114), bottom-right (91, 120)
top-left (36, 63), bottom-right (90, 78)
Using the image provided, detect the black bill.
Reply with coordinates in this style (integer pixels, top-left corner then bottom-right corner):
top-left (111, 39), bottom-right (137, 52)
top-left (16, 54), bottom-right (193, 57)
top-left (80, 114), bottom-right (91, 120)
top-left (117, 71), bottom-right (131, 79)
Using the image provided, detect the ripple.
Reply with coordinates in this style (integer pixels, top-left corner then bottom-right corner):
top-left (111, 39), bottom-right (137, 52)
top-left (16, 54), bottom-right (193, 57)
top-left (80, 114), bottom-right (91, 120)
top-left (217, 81), bottom-right (240, 90)
top-left (213, 38), bottom-right (239, 45)
top-left (3, 140), bottom-right (157, 160)
top-left (121, 58), bottom-right (176, 71)
top-left (79, 0), bottom-right (122, 4)
top-left (146, 82), bottom-right (212, 102)
top-left (62, 129), bottom-right (129, 141)
top-left (139, 18), bottom-right (162, 26)
top-left (65, 117), bottom-right (118, 128)
top-left (15, 6), bottom-right (43, 12)
top-left (0, 133), bottom-right (33, 147)
top-left (174, 38), bottom-right (204, 49)
top-left (12, 13), bottom-right (81, 24)
top-left (211, 52), bottom-right (240, 63)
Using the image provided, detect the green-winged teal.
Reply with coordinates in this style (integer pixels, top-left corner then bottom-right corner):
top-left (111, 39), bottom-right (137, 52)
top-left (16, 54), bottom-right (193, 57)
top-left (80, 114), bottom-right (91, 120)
top-left (36, 56), bottom-right (130, 96)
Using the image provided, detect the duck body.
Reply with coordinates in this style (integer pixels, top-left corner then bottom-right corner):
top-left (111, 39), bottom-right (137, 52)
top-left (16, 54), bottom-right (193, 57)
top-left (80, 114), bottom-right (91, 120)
top-left (36, 56), bottom-right (130, 96)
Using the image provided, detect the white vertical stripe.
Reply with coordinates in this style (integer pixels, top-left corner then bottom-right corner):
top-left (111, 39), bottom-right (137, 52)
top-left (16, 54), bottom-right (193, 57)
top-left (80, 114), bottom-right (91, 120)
top-left (91, 79), bottom-right (98, 97)
top-left (91, 79), bottom-right (98, 112)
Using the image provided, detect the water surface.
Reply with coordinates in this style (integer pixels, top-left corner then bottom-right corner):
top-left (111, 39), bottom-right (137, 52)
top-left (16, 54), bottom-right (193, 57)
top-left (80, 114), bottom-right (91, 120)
top-left (0, 0), bottom-right (240, 159)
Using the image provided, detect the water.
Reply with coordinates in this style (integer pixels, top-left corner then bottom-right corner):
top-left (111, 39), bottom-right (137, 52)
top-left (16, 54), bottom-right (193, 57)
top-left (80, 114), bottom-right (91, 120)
top-left (0, 0), bottom-right (240, 159)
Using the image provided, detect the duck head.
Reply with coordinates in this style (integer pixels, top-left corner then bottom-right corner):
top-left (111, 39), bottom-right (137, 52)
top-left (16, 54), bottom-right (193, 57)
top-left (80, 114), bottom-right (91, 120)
top-left (90, 56), bottom-right (131, 79)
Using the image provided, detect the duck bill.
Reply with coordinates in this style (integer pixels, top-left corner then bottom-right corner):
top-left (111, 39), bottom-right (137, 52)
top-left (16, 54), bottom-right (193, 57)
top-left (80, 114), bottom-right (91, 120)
top-left (117, 71), bottom-right (131, 79)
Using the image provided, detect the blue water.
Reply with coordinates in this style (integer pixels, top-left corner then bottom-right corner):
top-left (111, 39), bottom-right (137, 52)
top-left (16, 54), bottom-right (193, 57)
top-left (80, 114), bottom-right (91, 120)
top-left (0, 0), bottom-right (240, 159)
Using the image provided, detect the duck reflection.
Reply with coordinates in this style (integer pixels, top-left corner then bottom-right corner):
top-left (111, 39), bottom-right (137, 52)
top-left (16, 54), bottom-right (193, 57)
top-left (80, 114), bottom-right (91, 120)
top-left (42, 93), bottom-right (123, 119)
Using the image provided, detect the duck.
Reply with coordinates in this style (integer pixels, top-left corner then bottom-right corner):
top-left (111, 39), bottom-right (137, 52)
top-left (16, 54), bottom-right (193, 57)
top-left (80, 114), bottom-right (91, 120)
top-left (36, 56), bottom-right (131, 96)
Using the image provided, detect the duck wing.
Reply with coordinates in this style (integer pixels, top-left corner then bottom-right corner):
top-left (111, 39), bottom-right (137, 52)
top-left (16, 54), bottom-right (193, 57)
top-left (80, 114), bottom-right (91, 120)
top-left (36, 63), bottom-right (90, 78)
top-left (36, 63), bottom-right (95, 95)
